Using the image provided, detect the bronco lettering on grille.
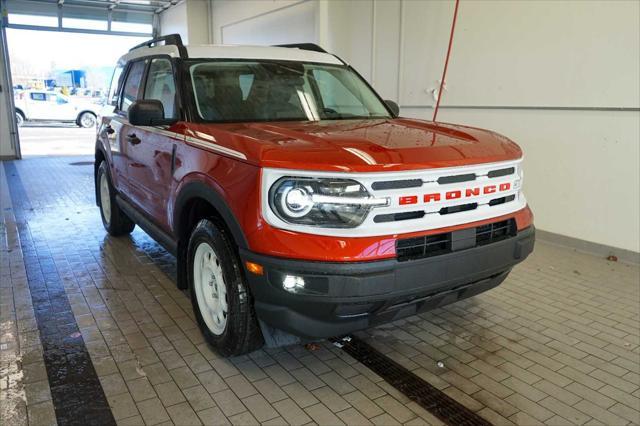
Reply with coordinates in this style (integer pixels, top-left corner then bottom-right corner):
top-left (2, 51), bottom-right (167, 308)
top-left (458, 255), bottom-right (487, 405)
top-left (399, 183), bottom-right (512, 205)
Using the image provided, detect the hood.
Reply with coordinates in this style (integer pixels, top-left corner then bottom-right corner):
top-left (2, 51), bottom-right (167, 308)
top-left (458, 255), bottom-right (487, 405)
top-left (179, 118), bottom-right (522, 172)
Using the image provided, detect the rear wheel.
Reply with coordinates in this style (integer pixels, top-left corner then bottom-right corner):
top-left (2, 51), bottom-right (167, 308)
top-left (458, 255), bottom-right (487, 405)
top-left (96, 161), bottom-right (135, 236)
top-left (78, 112), bottom-right (97, 128)
top-left (188, 219), bottom-right (263, 356)
top-left (15, 111), bottom-right (24, 127)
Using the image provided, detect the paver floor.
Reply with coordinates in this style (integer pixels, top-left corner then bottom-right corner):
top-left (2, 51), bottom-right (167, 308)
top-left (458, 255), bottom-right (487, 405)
top-left (1, 156), bottom-right (638, 425)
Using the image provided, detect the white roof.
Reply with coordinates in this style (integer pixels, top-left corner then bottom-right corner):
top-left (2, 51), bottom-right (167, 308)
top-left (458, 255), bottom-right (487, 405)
top-left (119, 44), bottom-right (342, 65)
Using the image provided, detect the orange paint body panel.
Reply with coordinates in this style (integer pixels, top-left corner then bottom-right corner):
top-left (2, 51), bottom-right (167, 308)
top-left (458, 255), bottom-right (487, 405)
top-left (178, 118), bottom-right (522, 172)
top-left (156, 118), bottom-right (531, 262)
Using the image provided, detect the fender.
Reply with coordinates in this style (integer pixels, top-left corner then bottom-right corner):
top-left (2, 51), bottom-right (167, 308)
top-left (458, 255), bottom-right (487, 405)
top-left (172, 179), bottom-right (250, 290)
top-left (173, 179), bottom-right (249, 249)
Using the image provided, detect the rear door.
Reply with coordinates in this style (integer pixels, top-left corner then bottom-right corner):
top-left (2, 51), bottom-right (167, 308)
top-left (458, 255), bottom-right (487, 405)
top-left (124, 57), bottom-right (180, 226)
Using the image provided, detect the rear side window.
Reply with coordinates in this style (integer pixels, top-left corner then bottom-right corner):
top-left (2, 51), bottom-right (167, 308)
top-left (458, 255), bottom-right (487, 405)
top-left (108, 65), bottom-right (124, 107)
top-left (120, 60), bottom-right (146, 113)
top-left (30, 92), bottom-right (46, 101)
top-left (144, 58), bottom-right (176, 119)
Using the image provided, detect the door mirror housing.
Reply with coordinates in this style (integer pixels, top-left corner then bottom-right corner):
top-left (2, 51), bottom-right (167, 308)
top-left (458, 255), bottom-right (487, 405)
top-left (384, 100), bottom-right (400, 117)
top-left (128, 100), bottom-right (177, 126)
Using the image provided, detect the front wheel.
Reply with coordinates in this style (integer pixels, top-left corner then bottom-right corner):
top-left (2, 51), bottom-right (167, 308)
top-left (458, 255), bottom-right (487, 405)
top-left (96, 161), bottom-right (135, 236)
top-left (78, 112), bottom-right (97, 128)
top-left (16, 112), bottom-right (24, 127)
top-left (188, 219), bottom-right (263, 356)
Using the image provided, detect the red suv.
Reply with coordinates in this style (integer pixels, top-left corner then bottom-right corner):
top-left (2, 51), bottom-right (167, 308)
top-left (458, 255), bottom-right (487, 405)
top-left (95, 35), bottom-right (534, 356)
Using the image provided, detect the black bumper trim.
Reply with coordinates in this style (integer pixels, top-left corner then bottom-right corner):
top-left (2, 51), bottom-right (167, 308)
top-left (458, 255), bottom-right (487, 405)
top-left (241, 226), bottom-right (535, 339)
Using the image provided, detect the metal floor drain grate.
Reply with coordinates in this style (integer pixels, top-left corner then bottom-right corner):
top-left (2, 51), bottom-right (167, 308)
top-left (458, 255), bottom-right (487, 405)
top-left (333, 335), bottom-right (493, 426)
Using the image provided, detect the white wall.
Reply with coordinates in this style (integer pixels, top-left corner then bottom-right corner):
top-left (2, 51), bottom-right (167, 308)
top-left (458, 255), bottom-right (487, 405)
top-left (211, 0), bottom-right (316, 45)
top-left (160, 0), bottom-right (210, 44)
top-left (208, 0), bottom-right (640, 254)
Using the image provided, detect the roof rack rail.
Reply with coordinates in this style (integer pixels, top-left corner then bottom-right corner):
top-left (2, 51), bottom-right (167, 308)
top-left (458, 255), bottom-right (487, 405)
top-left (275, 43), bottom-right (327, 53)
top-left (129, 34), bottom-right (188, 58)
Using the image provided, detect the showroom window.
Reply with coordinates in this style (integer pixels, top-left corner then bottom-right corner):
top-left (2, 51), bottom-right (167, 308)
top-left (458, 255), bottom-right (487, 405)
top-left (120, 60), bottom-right (146, 113)
top-left (144, 59), bottom-right (176, 119)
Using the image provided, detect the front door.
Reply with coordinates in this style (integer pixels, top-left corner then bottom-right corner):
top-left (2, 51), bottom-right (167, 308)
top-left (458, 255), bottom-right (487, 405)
top-left (124, 58), bottom-right (180, 227)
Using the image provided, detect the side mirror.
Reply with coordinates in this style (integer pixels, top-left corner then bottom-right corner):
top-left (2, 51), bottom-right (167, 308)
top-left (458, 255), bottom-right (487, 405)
top-left (128, 100), bottom-right (175, 126)
top-left (384, 100), bottom-right (400, 117)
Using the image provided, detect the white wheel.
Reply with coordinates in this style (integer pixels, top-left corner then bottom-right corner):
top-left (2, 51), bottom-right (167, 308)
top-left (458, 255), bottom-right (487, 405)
top-left (79, 112), bottom-right (96, 128)
top-left (99, 171), bottom-right (111, 225)
top-left (16, 112), bottom-right (24, 127)
top-left (193, 242), bottom-right (228, 335)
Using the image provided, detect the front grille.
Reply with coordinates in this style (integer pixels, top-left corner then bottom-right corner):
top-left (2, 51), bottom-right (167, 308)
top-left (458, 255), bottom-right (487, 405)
top-left (396, 219), bottom-right (516, 261)
top-left (476, 218), bottom-right (516, 246)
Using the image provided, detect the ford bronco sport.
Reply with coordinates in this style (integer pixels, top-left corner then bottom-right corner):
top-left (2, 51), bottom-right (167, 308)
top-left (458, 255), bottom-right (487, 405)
top-left (95, 35), bottom-right (535, 356)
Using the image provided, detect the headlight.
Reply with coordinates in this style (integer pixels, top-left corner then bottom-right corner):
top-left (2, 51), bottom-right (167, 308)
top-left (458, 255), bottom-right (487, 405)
top-left (269, 177), bottom-right (388, 228)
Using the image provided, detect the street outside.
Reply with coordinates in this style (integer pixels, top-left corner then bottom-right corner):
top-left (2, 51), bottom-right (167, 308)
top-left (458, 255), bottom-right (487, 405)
top-left (18, 123), bottom-right (96, 157)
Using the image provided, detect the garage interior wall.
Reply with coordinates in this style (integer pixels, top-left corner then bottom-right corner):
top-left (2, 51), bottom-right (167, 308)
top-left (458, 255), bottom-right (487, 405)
top-left (173, 0), bottom-right (640, 258)
top-left (159, 0), bottom-right (210, 44)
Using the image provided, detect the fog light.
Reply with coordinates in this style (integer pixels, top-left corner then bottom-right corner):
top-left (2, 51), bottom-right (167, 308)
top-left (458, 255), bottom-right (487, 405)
top-left (283, 275), bottom-right (305, 292)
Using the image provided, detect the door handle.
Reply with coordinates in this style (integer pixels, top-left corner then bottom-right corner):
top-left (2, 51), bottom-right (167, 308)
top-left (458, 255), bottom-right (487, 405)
top-left (127, 133), bottom-right (141, 145)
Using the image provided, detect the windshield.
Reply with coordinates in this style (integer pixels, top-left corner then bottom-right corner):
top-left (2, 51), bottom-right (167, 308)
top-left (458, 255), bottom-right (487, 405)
top-left (189, 60), bottom-right (391, 122)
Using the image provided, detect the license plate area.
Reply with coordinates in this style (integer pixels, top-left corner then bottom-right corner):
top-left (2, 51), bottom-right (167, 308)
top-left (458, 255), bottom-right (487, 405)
top-left (451, 228), bottom-right (476, 252)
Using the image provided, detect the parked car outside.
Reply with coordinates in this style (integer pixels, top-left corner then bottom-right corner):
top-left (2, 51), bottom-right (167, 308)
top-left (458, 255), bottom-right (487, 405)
top-left (95, 35), bottom-right (535, 356)
top-left (14, 90), bottom-right (100, 127)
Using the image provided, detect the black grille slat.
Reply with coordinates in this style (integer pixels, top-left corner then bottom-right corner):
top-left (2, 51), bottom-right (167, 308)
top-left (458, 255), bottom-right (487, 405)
top-left (397, 219), bottom-right (516, 261)
top-left (374, 211), bottom-right (426, 223)
top-left (439, 202), bottom-right (478, 215)
top-left (488, 167), bottom-right (515, 178)
top-left (489, 194), bottom-right (516, 206)
top-left (437, 173), bottom-right (476, 184)
top-left (371, 179), bottom-right (423, 190)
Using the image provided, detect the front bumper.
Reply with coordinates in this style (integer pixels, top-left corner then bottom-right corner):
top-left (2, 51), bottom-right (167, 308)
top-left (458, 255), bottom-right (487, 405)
top-left (241, 226), bottom-right (535, 339)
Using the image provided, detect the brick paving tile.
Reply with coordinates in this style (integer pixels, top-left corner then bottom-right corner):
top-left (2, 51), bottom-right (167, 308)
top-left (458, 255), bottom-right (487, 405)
top-left (304, 403), bottom-right (345, 425)
top-left (196, 406), bottom-right (231, 425)
top-left (166, 401), bottom-right (203, 425)
top-left (241, 394), bottom-right (279, 422)
top-left (272, 398), bottom-right (312, 425)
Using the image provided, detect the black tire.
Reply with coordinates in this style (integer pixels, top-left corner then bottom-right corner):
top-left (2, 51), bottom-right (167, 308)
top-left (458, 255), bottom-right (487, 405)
top-left (78, 111), bottom-right (97, 128)
top-left (15, 111), bottom-right (25, 127)
top-left (187, 219), bottom-right (263, 356)
top-left (96, 161), bottom-right (135, 236)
